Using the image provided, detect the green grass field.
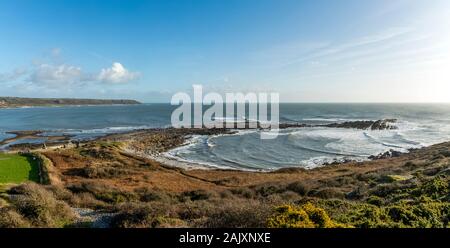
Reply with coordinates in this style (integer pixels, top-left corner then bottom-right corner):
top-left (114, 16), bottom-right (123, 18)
top-left (0, 153), bottom-right (40, 184)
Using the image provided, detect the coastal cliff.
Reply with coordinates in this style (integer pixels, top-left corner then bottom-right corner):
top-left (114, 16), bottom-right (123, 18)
top-left (0, 97), bottom-right (141, 108)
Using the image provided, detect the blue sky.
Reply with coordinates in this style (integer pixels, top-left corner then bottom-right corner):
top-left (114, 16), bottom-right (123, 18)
top-left (0, 0), bottom-right (449, 102)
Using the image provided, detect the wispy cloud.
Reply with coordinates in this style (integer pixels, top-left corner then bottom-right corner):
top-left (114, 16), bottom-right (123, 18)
top-left (281, 27), bottom-right (415, 67)
top-left (0, 68), bottom-right (28, 83)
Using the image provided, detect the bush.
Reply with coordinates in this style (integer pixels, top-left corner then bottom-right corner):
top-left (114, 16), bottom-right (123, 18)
top-left (0, 208), bottom-right (30, 228)
top-left (366, 196), bottom-right (384, 206)
top-left (329, 199), bottom-right (450, 228)
top-left (73, 192), bottom-right (106, 209)
top-left (201, 200), bottom-right (272, 228)
top-left (68, 182), bottom-right (138, 204)
top-left (267, 205), bottom-right (313, 228)
top-left (370, 183), bottom-right (405, 198)
top-left (8, 183), bottom-right (75, 227)
top-left (340, 204), bottom-right (390, 228)
top-left (253, 183), bottom-right (283, 197)
top-left (404, 161), bottom-right (417, 168)
top-left (45, 185), bottom-right (75, 202)
top-left (421, 177), bottom-right (448, 199)
top-left (180, 190), bottom-right (215, 201)
top-left (309, 188), bottom-right (345, 199)
top-left (229, 188), bottom-right (255, 199)
top-left (286, 182), bottom-right (310, 196)
top-left (110, 202), bottom-right (176, 228)
top-left (267, 203), bottom-right (349, 228)
top-left (81, 165), bottom-right (130, 179)
top-left (387, 205), bottom-right (417, 226)
top-left (412, 202), bottom-right (450, 228)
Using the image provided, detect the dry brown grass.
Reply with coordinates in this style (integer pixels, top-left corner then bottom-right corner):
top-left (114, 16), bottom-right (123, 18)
top-left (6, 183), bottom-right (75, 227)
top-left (15, 130), bottom-right (447, 228)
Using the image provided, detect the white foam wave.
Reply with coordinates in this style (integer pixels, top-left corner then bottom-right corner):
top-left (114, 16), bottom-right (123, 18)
top-left (163, 118), bottom-right (450, 171)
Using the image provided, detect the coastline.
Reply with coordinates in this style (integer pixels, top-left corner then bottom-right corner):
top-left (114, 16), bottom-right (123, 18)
top-left (0, 118), bottom-right (423, 171)
top-left (0, 96), bottom-right (141, 109)
top-left (1, 122), bottom-right (449, 228)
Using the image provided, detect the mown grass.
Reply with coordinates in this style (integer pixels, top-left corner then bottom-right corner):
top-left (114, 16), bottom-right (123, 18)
top-left (0, 153), bottom-right (40, 184)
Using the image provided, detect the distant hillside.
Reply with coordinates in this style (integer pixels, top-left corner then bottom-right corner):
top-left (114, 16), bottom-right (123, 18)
top-left (0, 97), bottom-right (141, 108)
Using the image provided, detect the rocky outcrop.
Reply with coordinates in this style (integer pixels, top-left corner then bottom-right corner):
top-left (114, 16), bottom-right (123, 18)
top-left (368, 149), bottom-right (404, 160)
top-left (322, 119), bottom-right (397, 130)
top-left (369, 119), bottom-right (398, 130)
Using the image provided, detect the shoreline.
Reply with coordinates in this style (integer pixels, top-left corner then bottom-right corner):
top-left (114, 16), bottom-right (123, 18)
top-left (0, 118), bottom-right (426, 171)
top-left (1, 121), bottom-right (449, 228)
top-left (0, 96), bottom-right (141, 109)
top-left (0, 103), bottom-right (142, 110)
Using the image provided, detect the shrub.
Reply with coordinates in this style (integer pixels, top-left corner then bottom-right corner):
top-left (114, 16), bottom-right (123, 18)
top-left (412, 202), bottom-right (450, 228)
top-left (0, 208), bottom-right (30, 228)
top-left (309, 188), bottom-right (345, 199)
top-left (421, 177), bottom-right (448, 199)
top-left (229, 188), bottom-right (255, 199)
top-left (45, 185), bottom-right (75, 202)
top-left (219, 190), bottom-right (234, 199)
top-left (8, 183), bottom-right (75, 227)
top-left (340, 204), bottom-right (390, 228)
top-left (136, 188), bottom-right (172, 203)
top-left (153, 217), bottom-right (188, 228)
top-left (335, 200), bottom-right (450, 228)
top-left (267, 205), bottom-right (313, 228)
top-left (387, 205), bottom-right (417, 226)
top-left (253, 183), bottom-right (284, 197)
top-left (81, 165), bottom-right (130, 179)
top-left (276, 191), bottom-right (301, 202)
top-left (67, 182), bottom-right (138, 204)
top-left (404, 161), bottom-right (418, 168)
top-left (201, 200), bottom-right (272, 228)
top-left (366, 196), bottom-right (384, 206)
top-left (370, 183), bottom-right (404, 198)
top-left (180, 190), bottom-right (214, 201)
top-left (267, 203), bottom-right (349, 228)
top-left (176, 200), bottom-right (217, 221)
top-left (75, 193), bottom-right (106, 209)
top-left (110, 202), bottom-right (175, 228)
top-left (380, 175), bottom-right (414, 183)
top-left (286, 182), bottom-right (310, 196)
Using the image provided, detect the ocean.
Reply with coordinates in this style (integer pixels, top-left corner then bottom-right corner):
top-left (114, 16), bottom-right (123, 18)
top-left (1, 103), bottom-right (450, 170)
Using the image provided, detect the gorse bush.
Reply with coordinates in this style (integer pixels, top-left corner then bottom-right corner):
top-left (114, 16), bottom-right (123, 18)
top-left (267, 203), bottom-right (350, 228)
top-left (421, 176), bottom-right (448, 199)
top-left (324, 199), bottom-right (450, 228)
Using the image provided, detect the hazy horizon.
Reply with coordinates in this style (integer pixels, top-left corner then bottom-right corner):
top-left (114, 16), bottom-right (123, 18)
top-left (1, 0), bottom-right (449, 103)
top-left (4, 96), bottom-right (450, 105)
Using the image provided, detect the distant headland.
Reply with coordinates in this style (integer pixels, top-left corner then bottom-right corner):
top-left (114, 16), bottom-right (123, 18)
top-left (0, 97), bottom-right (141, 108)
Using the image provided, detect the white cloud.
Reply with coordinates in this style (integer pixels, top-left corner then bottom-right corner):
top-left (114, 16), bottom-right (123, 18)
top-left (0, 50), bottom-right (140, 88)
top-left (25, 61), bottom-right (140, 87)
top-left (97, 62), bottom-right (140, 84)
top-left (30, 64), bottom-right (83, 86)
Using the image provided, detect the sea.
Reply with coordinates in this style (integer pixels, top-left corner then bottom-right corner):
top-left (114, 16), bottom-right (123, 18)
top-left (1, 103), bottom-right (450, 170)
